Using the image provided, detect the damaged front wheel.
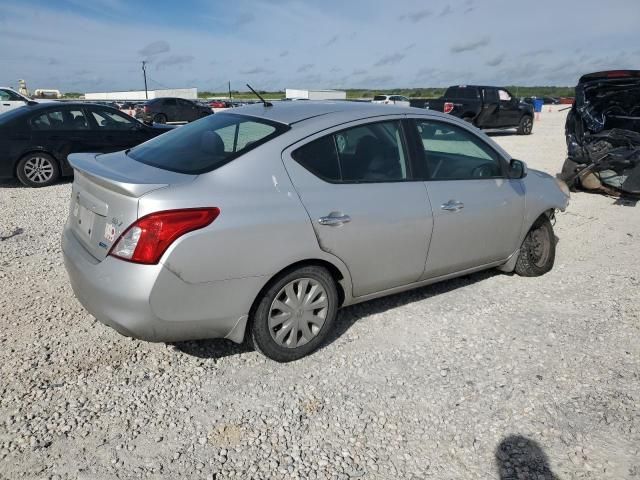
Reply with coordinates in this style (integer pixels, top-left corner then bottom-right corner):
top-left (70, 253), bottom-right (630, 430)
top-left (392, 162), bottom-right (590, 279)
top-left (515, 215), bottom-right (556, 277)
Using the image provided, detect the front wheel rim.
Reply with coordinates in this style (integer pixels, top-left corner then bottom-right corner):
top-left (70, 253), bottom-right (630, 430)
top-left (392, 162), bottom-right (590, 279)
top-left (523, 118), bottom-right (532, 133)
top-left (268, 278), bottom-right (328, 349)
top-left (24, 157), bottom-right (54, 183)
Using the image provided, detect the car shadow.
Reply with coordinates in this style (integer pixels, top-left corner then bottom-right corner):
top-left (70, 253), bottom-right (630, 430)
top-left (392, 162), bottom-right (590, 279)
top-left (0, 179), bottom-right (23, 189)
top-left (495, 435), bottom-right (560, 479)
top-left (0, 178), bottom-right (72, 188)
top-left (486, 130), bottom-right (518, 137)
top-left (321, 269), bottom-right (497, 351)
top-left (174, 269), bottom-right (498, 361)
top-left (171, 337), bottom-right (253, 360)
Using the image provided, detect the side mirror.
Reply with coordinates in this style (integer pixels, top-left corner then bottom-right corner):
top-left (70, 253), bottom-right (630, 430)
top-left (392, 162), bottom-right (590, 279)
top-left (509, 159), bottom-right (527, 179)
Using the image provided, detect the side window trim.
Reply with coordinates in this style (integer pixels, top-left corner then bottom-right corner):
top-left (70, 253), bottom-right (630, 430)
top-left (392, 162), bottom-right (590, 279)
top-left (330, 135), bottom-right (344, 180)
top-left (403, 118), bottom-right (430, 180)
top-left (409, 117), bottom-right (509, 181)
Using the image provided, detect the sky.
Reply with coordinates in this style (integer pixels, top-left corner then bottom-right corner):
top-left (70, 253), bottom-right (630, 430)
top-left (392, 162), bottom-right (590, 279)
top-left (1, 0), bottom-right (639, 93)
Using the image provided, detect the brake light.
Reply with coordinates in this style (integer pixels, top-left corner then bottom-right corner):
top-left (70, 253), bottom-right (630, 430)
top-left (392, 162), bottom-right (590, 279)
top-left (109, 208), bottom-right (220, 264)
top-left (444, 102), bottom-right (454, 114)
top-left (606, 71), bottom-right (631, 78)
top-left (144, 105), bottom-right (150, 113)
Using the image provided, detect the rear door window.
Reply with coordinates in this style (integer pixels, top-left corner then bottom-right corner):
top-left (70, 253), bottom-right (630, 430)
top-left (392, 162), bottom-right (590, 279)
top-left (91, 109), bottom-right (135, 129)
top-left (445, 87), bottom-right (480, 99)
top-left (292, 120), bottom-right (410, 183)
top-left (32, 110), bottom-right (65, 130)
top-left (128, 113), bottom-right (287, 174)
top-left (291, 136), bottom-right (341, 182)
top-left (483, 88), bottom-right (499, 103)
top-left (68, 110), bottom-right (90, 130)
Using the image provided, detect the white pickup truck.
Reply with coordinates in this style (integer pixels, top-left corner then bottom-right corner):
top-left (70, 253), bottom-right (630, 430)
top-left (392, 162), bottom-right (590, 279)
top-left (0, 87), bottom-right (36, 115)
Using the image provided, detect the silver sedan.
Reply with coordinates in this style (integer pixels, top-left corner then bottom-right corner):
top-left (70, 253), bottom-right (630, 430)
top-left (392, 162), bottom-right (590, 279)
top-left (62, 102), bottom-right (570, 361)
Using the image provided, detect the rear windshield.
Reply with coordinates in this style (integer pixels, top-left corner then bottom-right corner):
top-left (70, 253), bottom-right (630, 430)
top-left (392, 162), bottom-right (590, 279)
top-left (127, 113), bottom-right (289, 174)
top-left (373, 95), bottom-right (387, 101)
top-left (444, 87), bottom-right (480, 100)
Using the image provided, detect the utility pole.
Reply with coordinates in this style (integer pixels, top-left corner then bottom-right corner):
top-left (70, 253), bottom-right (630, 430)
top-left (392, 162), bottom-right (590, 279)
top-left (142, 61), bottom-right (148, 99)
top-left (228, 81), bottom-right (232, 102)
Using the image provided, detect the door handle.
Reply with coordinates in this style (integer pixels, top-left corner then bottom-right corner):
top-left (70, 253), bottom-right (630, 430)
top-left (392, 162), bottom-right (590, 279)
top-left (2, 103), bottom-right (10, 106)
top-left (441, 200), bottom-right (464, 212)
top-left (318, 213), bottom-right (351, 226)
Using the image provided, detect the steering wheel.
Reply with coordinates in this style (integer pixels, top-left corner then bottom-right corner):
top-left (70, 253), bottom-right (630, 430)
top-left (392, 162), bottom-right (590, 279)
top-left (471, 163), bottom-right (495, 178)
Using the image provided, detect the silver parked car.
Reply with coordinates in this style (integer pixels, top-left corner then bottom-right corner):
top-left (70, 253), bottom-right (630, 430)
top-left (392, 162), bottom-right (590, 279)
top-left (62, 102), bottom-right (570, 361)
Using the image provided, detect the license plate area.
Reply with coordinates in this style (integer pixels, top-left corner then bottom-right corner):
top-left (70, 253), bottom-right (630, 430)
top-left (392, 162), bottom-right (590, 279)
top-left (74, 203), bottom-right (97, 239)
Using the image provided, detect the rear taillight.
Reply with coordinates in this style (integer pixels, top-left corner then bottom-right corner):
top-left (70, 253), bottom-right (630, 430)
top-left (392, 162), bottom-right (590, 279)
top-left (144, 105), bottom-right (150, 113)
top-left (109, 208), bottom-right (220, 265)
top-left (606, 71), bottom-right (631, 78)
top-left (444, 102), bottom-right (454, 114)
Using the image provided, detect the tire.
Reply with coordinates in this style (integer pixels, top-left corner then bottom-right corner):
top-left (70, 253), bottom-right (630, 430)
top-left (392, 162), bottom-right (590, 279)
top-left (153, 113), bottom-right (167, 124)
top-left (250, 265), bottom-right (339, 362)
top-left (16, 152), bottom-right (60, 188)
top-left (515, 215), bottom-right (556, 277)
top-left (517, 115), bottom-right (533, 135)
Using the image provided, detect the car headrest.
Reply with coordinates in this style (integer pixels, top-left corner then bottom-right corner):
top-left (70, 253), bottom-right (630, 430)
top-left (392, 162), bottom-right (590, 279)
top-left (200, 131), bottom-right (225, 155)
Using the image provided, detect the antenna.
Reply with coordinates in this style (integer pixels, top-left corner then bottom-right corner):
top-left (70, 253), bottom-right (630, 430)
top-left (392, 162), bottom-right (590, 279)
top-left (246, 83), bottom-right (272, 107)
top-left (142, 61), bottom-right (148, 100)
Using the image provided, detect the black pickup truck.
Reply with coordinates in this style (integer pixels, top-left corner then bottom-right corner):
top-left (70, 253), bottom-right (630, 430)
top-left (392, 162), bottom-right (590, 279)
top-left (424, 85), bottom-right (535, 135)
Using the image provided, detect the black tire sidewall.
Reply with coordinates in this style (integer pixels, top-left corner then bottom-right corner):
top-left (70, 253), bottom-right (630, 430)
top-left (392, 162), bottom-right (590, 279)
top-left (518, 115), bottom-right (533, 135)
top-left (251, 266), bottom-right (338, 362)
top-left (154, 114), bottom-right (167, 124)
top-left (16, 153), bottom-right (60, 188)
top-left (515, 216), bottom-right (556, 277)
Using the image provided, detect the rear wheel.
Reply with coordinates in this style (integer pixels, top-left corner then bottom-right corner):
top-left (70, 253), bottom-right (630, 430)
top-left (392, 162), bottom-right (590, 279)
top-left (517, 115), bottom-right (533, 135)
top-left (16, 152), bottom-right (60, 188)
top-left (153, 113), bottom-right (167, 124)
top-left (515, 215), bottom-right (555, 276)
top-left (251, 265), bottom-right (338, 362)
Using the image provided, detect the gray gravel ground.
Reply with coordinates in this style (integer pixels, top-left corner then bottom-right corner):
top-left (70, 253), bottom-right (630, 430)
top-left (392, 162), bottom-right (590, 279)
top-left (1, 107), bottom-right (639, 479)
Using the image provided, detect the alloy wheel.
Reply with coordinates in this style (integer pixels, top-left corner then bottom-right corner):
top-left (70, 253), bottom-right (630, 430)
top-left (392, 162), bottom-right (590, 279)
top-left (24, 156), bottom-right (54, 184)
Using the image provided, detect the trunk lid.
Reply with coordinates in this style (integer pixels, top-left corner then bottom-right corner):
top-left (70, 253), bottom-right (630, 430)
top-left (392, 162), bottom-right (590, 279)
top-left (67, 151), bottom-right (195, 261)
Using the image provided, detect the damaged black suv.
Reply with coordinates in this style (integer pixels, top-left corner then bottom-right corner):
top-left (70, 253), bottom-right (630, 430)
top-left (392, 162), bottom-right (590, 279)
top-left (561, 70), bottom-right (640, 196)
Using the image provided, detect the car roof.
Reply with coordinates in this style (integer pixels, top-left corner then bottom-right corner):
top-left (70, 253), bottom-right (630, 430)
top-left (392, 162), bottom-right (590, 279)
top-left (224, 101), bottom-right (428, 126)
top-left (16, 101), bottom-right (119, 110)
top-left (449, 85), bottom-right (508, 90)
top-left (578, 70), bottom-right (640, 84)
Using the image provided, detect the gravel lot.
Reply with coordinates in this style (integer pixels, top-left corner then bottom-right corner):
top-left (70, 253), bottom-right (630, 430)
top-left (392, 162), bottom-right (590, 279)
top-left (1, 107), bottom-right (638, 479)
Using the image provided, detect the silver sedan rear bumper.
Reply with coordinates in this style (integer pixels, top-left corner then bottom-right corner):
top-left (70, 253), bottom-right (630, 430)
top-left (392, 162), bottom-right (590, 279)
top-left (62, 225), bottom-right (260, 343)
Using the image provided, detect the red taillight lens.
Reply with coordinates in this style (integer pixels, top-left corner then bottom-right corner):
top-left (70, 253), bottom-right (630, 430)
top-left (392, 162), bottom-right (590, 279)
top-left (606, 70), bottom-right (631, 78)
top-left (109, 208), bottom-right (220, 265)
top-left (444, 102), bottom-right (454, 114)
